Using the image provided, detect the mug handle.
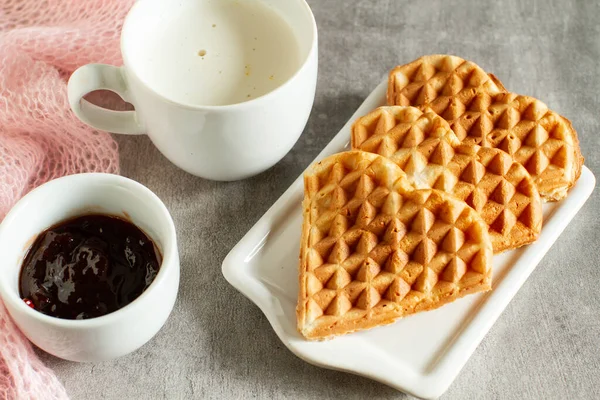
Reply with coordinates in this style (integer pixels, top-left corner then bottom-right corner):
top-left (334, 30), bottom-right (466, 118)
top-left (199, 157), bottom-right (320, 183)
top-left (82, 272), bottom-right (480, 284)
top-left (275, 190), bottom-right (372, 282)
top-left (67, 64), bottom-right (145, 135)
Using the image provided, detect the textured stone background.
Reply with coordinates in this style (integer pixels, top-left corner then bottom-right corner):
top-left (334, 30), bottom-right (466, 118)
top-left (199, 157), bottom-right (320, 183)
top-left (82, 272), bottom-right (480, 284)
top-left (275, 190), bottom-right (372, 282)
top-left (42, 0), bottom-right (600, 398)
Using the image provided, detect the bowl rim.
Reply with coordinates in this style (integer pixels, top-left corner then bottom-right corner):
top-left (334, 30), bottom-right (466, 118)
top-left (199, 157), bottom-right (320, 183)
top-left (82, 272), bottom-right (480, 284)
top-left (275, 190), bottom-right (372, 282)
top-left (0, 173), bottom-right (178, 330)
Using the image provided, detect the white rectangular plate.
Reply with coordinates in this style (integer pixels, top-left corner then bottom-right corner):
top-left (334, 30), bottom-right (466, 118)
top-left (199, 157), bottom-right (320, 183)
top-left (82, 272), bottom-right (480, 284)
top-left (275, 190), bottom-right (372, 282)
top-left (222, 80), bottom-right (595, 399)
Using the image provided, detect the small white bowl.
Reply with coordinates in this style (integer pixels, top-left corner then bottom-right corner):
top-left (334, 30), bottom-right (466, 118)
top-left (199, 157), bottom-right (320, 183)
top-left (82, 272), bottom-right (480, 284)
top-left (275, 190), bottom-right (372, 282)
top-left (0, 173), bottom-right (180, 362)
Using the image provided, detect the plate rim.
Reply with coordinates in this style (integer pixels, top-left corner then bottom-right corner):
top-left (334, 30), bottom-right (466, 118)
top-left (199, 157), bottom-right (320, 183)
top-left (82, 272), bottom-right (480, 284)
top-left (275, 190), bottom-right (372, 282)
top-left (222, 78), bottom-right (596, 399)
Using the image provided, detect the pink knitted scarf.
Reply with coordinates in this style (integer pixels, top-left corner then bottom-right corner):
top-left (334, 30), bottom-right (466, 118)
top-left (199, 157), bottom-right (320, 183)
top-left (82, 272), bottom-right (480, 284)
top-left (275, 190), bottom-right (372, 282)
top-left (0, 1), bottom-right (134, 398)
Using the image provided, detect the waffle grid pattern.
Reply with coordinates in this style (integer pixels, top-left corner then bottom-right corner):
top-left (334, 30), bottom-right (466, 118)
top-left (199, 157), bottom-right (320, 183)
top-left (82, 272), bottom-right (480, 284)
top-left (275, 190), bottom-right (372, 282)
top-left (352, 106), bottom-right (542, 252)
top-left (298, 151), bottom-right (493, 340)
top-left (387, 54), bottom-right (505, 118)
top-left (448, 92), bottom-right (583, 200)
top-left (386, 55), bottom-right (583, 202)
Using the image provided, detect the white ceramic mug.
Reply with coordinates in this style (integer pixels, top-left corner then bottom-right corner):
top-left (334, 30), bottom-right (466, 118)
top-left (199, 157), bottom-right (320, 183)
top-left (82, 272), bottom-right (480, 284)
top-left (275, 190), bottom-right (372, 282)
top-left (68, 0), bottom-right (318, 181)
top-left (0, 174), bottom-right (180, 362)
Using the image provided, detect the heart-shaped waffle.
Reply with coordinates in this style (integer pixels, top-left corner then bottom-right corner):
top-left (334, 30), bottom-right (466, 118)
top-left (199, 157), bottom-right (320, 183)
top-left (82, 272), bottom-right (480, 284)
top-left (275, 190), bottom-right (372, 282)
top-left (298, 151), bottom-right (493, 340)
top-left (386, 55), bottom-right (583, 201)
top-left (387, 54), bottom-right (506, 115)
top-left (352, 106), bottom-right (542, 252)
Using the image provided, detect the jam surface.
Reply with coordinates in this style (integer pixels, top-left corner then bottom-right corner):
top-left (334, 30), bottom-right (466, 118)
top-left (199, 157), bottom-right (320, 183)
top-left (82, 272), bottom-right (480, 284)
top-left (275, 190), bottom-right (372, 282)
top-left (19, 215), bottom-right (161, 320)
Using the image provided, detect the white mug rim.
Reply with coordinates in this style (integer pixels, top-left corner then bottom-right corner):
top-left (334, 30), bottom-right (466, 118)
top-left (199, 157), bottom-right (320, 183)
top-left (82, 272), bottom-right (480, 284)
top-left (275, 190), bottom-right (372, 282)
top-left (0, 173), bottom-right (178, 330)
top-left (120, 0), bottom-right (318, 111)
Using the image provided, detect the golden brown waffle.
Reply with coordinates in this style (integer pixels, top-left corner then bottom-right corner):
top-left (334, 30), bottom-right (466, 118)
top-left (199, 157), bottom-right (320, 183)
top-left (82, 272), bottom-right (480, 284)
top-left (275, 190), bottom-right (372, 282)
top-left (449, 92), bottom-right (584, 201)
top-left (352, 106), bottom-right (542, 252)
top-left (297, 151), bottom-right (493, 340)
top-left (387, 55), bottom-right (583, 201)
top-left (387, 54), bottom-right (506, 119)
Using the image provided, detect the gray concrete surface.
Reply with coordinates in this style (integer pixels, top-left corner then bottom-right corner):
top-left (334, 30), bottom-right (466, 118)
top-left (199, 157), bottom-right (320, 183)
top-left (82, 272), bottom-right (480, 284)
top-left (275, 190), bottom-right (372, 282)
top-left (41, 0), bottom-right (600, 398)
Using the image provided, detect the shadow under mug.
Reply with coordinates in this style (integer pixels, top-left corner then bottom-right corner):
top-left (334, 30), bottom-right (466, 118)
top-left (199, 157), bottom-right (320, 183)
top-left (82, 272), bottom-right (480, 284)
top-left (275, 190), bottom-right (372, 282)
top-left (67, 0), bottom-right (318, 181)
